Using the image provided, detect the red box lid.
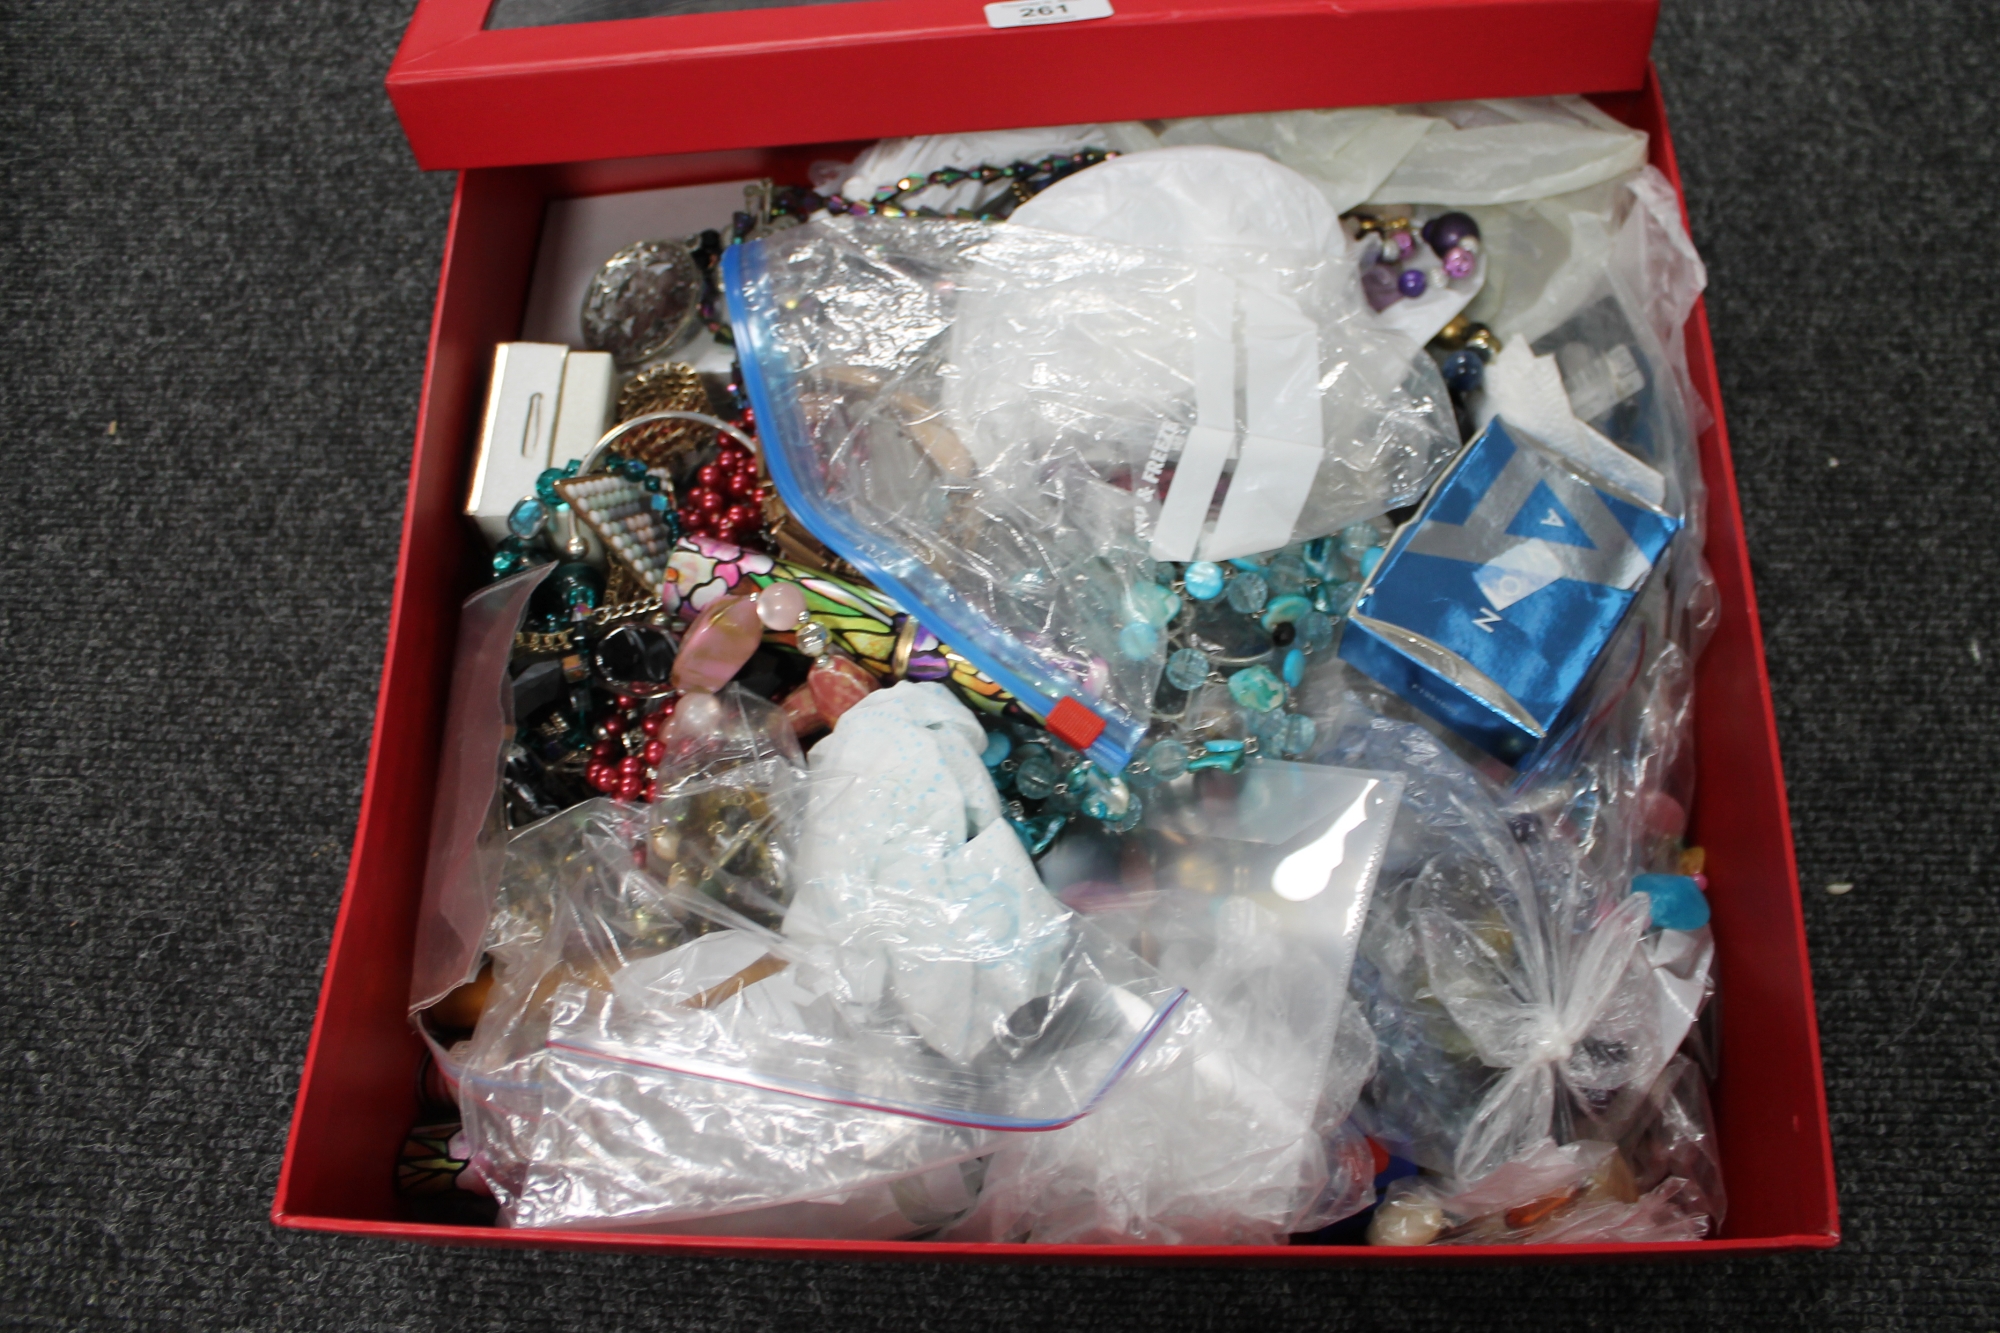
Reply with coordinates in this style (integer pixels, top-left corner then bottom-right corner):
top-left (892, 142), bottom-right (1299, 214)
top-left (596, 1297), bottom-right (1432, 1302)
top-left (388, 0), bottom-right (1660, 170)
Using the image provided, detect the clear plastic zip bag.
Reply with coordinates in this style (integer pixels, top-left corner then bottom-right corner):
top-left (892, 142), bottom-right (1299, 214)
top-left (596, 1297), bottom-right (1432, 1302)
top-left (453, 801), bottom-right (996, 1233)
top-left (945, 897), bottom-right (1379, 1245)
top-left (726, 205), bottom-right (1456, 768)
top-left (510, 685), bottom-right (1186, 1135)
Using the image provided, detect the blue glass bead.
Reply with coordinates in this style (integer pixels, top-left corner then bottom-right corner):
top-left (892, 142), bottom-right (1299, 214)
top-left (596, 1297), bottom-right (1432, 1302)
top-left (1337, 523), bottom-right (1377, 560)
top-left (1079, 767), bottom-right (1133, 823)
top-left (1302, 536), bottom-right (1339, 580)
top-left (623, 458), bottom-right (648, 480)
top-left (1260, 594), bottom-right (1311, 631)
top-left (650, 494), bottom-right (670, 512)
top-left (982, 730), bottom-right (1012, 769)
top-left (1118, 620), bottom-right (1162, 661)
top-left (1248, 707), bottom-right (1288, 750)
top-left (507, 496), bottom-right (548, 539)
top-left (1634, 873), bottom-right (1710, 931)
top-left (1442, 348), bottom-right (1485, 393)
top-left (1281, 648), bottom-right (1305, 687)
top-left (1227, 557), bottom-right (1266, 573)
top-left (1183, 562), bottom-right (1226, 601)
top-left (1165, 648), bottom-right (1211, 691)
top-left (1282, 713), bottom-right (1317, 758)
top-left (1360, 547), bottom-right (1384, 580)
top-left (492, 550), bottom-right (524, 575)
top-left (1225, 571), bottom-right (1270, 615)
top-left (1291, 613), bottom-right (1330, 655)
top-left (1127, 581), bottom-right (1180, 627)
top-left (535, 468), bottom-right (566, 505)
top-left (1186, 740), bottom-right (1245, 773)
top-left (644, 475), bottom-right (662, 492)
top-left (1009, 812), bottom-right (1066, 856)
top-left (1227, 665), bottom-right (1286, 712)
top-left (563, 459), bottom-right (581, 476)
top-left (1105, 792), bottom-right (1144, 833)
top-left (1144, 738), bottom-right (1190, 782)
top-left (1014, 750), bottom-right (1059, 801)
top-left (1267, 554), bottom-right (1308, 596)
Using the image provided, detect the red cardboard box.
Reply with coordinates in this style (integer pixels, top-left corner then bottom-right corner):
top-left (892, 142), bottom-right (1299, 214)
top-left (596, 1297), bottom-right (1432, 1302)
top-left (275, 0), bottom-right (1838, 1259)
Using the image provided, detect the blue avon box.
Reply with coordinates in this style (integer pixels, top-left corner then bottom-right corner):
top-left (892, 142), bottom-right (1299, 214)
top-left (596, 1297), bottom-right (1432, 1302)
top-left (1337, 417), bottom-right (1681, 764)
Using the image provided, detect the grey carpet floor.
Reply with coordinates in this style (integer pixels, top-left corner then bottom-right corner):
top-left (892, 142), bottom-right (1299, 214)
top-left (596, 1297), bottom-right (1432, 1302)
top-left (1, 0), bottom-right (1995, 1327)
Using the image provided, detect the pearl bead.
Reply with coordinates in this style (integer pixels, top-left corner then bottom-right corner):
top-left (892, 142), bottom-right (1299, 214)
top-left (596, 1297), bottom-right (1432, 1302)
top-left (673, 690), bottom-right (725, 735)
top-left (1442, 246), bottom-right (1476, 280)
top-left (1422, 211), bottom-right (1480, 255)
top-left (1367, 1193), bottom-right (1446, 1246)
top-left (755, 582), bottom-right (807, 630)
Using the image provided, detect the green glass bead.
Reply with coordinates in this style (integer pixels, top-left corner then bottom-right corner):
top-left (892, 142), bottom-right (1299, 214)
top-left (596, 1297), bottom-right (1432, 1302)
top-left (535, 468), bottom-right (565, 504)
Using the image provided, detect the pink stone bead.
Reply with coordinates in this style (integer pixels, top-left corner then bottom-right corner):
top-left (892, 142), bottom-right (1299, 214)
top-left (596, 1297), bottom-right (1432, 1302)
top-left (670, 594), bottom-right (764, 694)
top-left (755, 581), bottom-right (807, 630)
top-left (780, 681), bottom-right (827, 737)
top-left (807, 654), bottom-right (878, 726)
